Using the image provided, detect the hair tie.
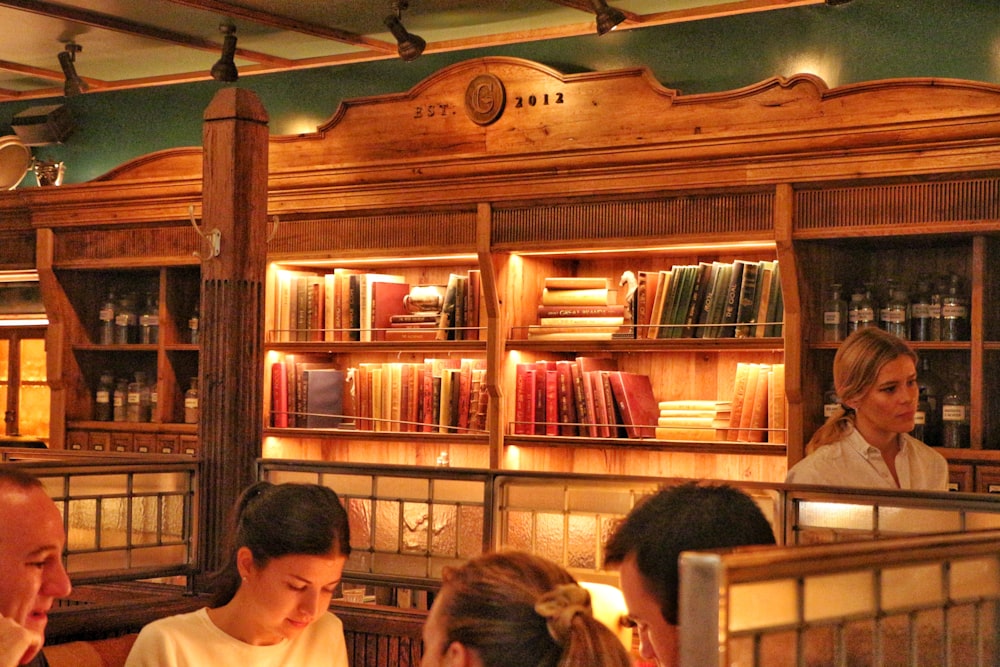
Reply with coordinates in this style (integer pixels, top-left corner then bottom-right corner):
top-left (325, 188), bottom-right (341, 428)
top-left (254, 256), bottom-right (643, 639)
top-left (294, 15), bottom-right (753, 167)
top-left (534, 584), bottom-right (592, 645)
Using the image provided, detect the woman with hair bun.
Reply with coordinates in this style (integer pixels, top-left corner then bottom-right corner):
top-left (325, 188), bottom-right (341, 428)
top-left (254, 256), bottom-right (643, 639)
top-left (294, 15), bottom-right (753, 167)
top-left (420, 550), bottom-right (632, 667)
top-left (126, 481), bottom-right (351, 667)
top-left (786, 327), bottom-right (948, 490)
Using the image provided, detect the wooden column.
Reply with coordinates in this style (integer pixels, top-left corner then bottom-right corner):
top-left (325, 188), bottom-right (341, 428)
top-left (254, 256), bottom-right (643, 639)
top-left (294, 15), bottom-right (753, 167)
top-left (198, 88), bottom-right (269, 575)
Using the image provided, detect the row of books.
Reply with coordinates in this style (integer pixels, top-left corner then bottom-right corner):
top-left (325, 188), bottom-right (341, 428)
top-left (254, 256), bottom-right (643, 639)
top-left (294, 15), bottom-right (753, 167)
top-left (271, 268), bottom-right (483, 342)
top-left (270, 355), bottom-right (488, 433)
top-left (513, 357), bottom-right (659, 438)
top-left (634, 259), bottom-right (783, 339)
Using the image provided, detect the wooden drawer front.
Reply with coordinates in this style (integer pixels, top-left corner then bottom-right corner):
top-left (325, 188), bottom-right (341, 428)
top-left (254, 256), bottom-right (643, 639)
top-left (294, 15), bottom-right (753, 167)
top-left (948, 464), bottom-right (974, 493)
top-left (88, 431), bottom-right (112, 452)
top-left (179, 436), bottom-right (199, 457)
top-left (133, 433), bottom-right (157, 454)
top-left (109, 432), bottom-right (133, 453)
top-left (156, 434), bottom-right (179, 454)
top-left (975, 465), bottom-right (1000, 494)
top-left (66, 430), bottom-right (89, 451)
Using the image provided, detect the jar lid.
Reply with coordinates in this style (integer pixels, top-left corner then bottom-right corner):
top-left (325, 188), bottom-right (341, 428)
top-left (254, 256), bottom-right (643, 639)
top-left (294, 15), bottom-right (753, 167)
top-left (0, 135), bottom-right (31, 190)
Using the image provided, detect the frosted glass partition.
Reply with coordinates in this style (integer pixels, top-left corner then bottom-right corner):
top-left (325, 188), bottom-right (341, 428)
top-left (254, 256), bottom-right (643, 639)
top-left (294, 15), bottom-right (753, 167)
top-left (783, 487), bottom-right (1000, 544)
top-left (679, 530), bottom-right (1000, 667)
top-left (262, 464), bottom-right (492, 582)
top-left (0, 454), bottom-right (197, 582)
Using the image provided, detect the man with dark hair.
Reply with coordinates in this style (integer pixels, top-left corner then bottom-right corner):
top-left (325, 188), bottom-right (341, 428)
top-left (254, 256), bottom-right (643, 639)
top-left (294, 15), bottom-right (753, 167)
top-left (604, 482), bottom-right (775, 667)
top-left (0, 469), bottom-right (72, 667)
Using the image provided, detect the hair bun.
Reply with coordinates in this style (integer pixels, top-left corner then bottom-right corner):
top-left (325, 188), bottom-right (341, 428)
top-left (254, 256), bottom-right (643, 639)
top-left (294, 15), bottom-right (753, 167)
top-left (534, 583), bottom-right (592, 645)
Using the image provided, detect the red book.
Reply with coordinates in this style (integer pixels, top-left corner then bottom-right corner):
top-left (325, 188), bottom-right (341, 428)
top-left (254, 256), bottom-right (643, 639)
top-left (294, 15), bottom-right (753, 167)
top-left (608, 371), bottom-right (659, 439)
top-left (371, 281), bottom-right (410, 341)
top-left (271, 360), bottom-right (288, 428)
top-left (556, 360), bottom-right (578, 436)
top-left (588, 370), bottom-right (610, 438)
top-left (545, 370), bottom-right (559, 436)
top-left (535, 360), bottom-right (554, 435)
top-left (514, 363), bottom-right (537, 435)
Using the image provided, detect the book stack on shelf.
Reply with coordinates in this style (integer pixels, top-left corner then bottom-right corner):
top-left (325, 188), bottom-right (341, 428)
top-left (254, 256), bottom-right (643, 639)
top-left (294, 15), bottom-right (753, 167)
top-left (270, 356), bottom-right (488, 433)
top-left (634, 260), bottom-right (783, 339)
top-left (654, 399), bottom-right (723, 442)
top-left (526, 277), bottom-right (626, 340)
top-left (513, 356), bottom-right (658, 439)
top-left (272, 268), bottom-right (484, 342)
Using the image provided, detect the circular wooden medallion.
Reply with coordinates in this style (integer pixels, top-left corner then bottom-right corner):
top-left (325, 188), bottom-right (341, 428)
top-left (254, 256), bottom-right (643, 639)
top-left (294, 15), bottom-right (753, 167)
top-left (464, 74), bottom-right (506, 126)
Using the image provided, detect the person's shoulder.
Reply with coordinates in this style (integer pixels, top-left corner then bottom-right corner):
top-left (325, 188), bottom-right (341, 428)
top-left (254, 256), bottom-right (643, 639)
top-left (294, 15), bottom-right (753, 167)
top-left (899, 433), bottom-right (947, 462)
top-left (310, 611), bottom-right (345, 634)
top-left (136, 607), bottom-right (209, 637)
top-left (785, 440), bottom-right (850, 484)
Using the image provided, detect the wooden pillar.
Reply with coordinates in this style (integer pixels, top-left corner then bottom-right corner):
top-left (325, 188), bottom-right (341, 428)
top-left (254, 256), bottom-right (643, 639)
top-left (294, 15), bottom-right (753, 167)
top-left (198, 88), bottom-right (269, 575)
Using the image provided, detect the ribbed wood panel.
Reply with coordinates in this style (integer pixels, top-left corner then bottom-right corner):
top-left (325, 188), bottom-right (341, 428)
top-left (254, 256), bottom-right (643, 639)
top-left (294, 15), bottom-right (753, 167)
top-left (52, 227), bottom-right (200, 264)
top-left (270, 211), bottom-right (477, 256)
top-left (491, 192), bottom-right (774, 248)
top-left (0, 232), bottom-right (34, 269)
top-left (796, 177), bottom-right (1000, 230)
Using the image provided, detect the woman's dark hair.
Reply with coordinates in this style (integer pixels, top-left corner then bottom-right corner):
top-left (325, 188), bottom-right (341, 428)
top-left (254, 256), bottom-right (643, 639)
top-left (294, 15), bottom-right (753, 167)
top-left (210, 481), bottom-right (351, 607)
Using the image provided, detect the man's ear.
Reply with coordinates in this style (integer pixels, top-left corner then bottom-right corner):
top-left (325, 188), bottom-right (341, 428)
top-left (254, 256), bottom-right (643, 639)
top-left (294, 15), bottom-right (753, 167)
top-left (443, 640), bottom-right (480, 667)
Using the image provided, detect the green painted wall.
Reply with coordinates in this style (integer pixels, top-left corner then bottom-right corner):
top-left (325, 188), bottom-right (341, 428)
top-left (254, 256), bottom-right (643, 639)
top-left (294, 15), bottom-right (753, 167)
top-left (2, 0), bottom-right (998, 184)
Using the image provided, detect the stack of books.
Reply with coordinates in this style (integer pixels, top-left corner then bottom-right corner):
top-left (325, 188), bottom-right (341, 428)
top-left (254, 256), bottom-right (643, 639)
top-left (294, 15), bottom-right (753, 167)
top-left (725, 362), bottom-right (786, 443)
top-left (527, 277), bottom-right (625, 340)
top-left (654, 399), bottom-right (720, 442)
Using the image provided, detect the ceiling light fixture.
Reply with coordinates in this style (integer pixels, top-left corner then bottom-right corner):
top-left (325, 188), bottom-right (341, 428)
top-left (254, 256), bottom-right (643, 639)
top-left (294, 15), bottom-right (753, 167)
top-left (211, 24), bottom-right (239, 82)
top-left (589, 0), bottom-right (626, 36)
top-left (385, 1), bottom-right (425, 62)
top-left (58, 42), bottom-right (87, 97)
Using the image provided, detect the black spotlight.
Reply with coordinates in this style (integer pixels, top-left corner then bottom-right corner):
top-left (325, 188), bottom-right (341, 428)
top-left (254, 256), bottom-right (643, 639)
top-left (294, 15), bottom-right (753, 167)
top-left (385, 1), bottom-right (425, 62)
top-left (590, 0), bottom-right (626, 35)
top-left (211, 24), bottom-right (239, 82)
top-left (58, 42), bottom-right (87, 97)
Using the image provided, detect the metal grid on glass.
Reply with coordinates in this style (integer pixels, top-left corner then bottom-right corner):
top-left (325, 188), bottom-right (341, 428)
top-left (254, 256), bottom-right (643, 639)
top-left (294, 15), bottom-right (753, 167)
top-left (27, 462), bottom-right (197, 580)
top-left (680, 530), bottom-right (1000, 667)
top-left (261, 465), bottom-right (491, 583)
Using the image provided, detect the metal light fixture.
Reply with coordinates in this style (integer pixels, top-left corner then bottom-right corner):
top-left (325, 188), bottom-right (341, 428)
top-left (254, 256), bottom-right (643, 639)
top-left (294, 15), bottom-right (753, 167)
top-left (211, 24), bottom-right (239, 82)
top-left (58, 42), bottom-right (87, 97)
top-left (385, 1), bottom-right (425, 62)
top-left (590, 0), bottom-right (626, 35)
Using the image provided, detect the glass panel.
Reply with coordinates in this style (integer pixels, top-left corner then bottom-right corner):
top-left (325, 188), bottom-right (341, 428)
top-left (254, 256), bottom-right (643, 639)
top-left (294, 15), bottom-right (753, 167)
top-left (947, 602), bottom-right (987, 666)
top-left (379, 476), bottom-right (428, 501)
top-left (323, 474), bottom-right (372, 497)
top-left (100, 497), bottom-right (130, 548)
top-left (18, 383), bottom-right (49, 439)
top-left (913, 608), bottom-right (945, 665)
top-left (600, 516), bottom-right (618, 558)
top-left (430, 555), bottom-right (467, 579)
top-left (505, 484), bottom-right (564, 510)
top-left (965, 512), bottom-right (1000, 531)
top-left (19, 339), bottom-right (46, 381)
top-left (131, 496), bottom-right (161, 545)
top-left (69, 474), bottom-right (128, 496)
top-left (457, 505), bottom-right (483, 559)
top-left (534, 512), bottom-right (564, 563)
top-left (729, 579), bottom-right (798, 632)
top-left (756, 630), bottom-right (798, 667)
top-left (38, 476), bottom-right (64, 499)
top-left (882, 564), bottom-right (943, 611)
top-left (877, 507), bottom-right (961, 534)
top-left (804, 570), bottom-right (875, 622)
top-left (801, 625), bottom-right (836, 666)
top-left (132, 472), bottom-right (188, 494)
top-left (66, 498), bottom-right (97, 550)
top-left (374, 499), bottom-right (400, 552)
top-left (567, 513), bottom-right (597, 569)
top-left (842, 618), bottom-right (877, 666)
top-left (130, 544), bottom-right (188, 568)
top-left (67, 549), bottom-right (127, 573)
top-left (504, 510), bottom-right (533, 551)
top-left (433, 479), bottom-right (483, 503)
top-left (796, 501), bottom-right (874, 531)
top-left (951, 556), bottom-right (1000, 601)
top-left (373, 552), bottom-right (429, 578)
top-left (348, 498), bottom-right (372, 550)
top-left (430, 504), bottom-right (457, 556)
top-left (566, 486), bottom-right (632, 514)
top-left (401, 501), bottom-right (429, 553)
top-left (267, 470), bottom-right (320, 484)
top-left (726, 635), bottom-right (758, 667)
top-left (162, 495), bottom-right (186, 540)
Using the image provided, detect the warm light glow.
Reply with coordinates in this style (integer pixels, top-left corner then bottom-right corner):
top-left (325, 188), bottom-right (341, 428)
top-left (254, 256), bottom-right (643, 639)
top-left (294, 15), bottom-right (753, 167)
top-left (781, 52), bottom-right (842, 88)
top-left (0, 318), bottom-right (47, 327)
top-left (512, 241), bottom-right (775, 257)
top-left (504, 444), bottom-right (521, 469)
top-left (280, 253), bottom-right (478, 267)
top-left (275, 115), bottom-right (323, 136)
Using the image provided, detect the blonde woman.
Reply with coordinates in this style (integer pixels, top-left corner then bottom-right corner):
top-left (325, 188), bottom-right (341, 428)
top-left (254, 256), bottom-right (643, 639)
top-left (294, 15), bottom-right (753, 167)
top-left (786, 327), bottom-right (948, 490)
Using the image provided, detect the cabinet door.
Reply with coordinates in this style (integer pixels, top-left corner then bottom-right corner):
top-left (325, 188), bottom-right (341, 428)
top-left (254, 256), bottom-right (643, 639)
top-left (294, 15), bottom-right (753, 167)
top-left (975, 465), bottom-right (1000, 494)
top-left (947, 464), bottom-right (973, 492)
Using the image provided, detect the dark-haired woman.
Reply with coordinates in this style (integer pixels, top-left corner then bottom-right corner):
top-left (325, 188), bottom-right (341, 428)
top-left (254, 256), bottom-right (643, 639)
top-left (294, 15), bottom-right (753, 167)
top-left (126, 481), bottom-right (351, 667)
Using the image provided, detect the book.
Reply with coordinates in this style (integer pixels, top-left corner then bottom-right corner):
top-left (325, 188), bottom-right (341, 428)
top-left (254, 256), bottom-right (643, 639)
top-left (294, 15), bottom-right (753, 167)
top-left (727, 362), bottom-right (752, 440)
top-left (656, 265), bottom-right (685, 339)
top-left (514, 363), bottom-right (537, 435)
top-left (555, 360), bottom-right (578, 436)
top-left (536, 315), bottom-right (626, 328)
top-left (466, 268), bottom-right (482, 340)
top-left (734, 260), bottom-right (761, 338)
top-left (302, 367), bottom-right (345, 429)
top-left (568, 360), bottom-right (590, 436)
top-left (768, 363), bottom-right (786, 444)
top-left (635, 270), bottom-right (661, 339)
top-left (719, 260), bottom-right (747, 338)
top-left (764, 261), bottom-right (784, 337)
top-left (383, 328), bottom-right (441, 341)
top-left (540, 287), bottom-right (609, 307)
top-left (544, 369), bottom-right (559, 436)
top-left (746, 363), bottom-right (770, 443)
top-left (736, 363), bottom-right (764, 442)
top-left (359, 273), bottom-right (406, 342)
top-left (752, 261), bottom-right (776, 338)
top-left (270, 360), bottom-right (288, 427)
top-left (700, 262), bottom-right (732, 338)
top-left (544, 276), bottom-right (609, 290)
top-left (647, 269), bottom-right (671, 339)
top-left (681, 261), bottom-right (714, 338)
top-left (437, 273), bottom-right (461, 340)
top-left (371, 281), bottom-right (410, 341)
top-left (536, 304), bottom-right (626, 318)
top-left (588, 370), bottom-right (610, 438)
top-left (608, 371), bottom-right (659, 439)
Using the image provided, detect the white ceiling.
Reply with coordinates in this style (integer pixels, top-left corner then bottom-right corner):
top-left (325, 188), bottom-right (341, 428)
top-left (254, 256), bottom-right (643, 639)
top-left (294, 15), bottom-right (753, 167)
top-left (0, 0), bottom-right (824, 102)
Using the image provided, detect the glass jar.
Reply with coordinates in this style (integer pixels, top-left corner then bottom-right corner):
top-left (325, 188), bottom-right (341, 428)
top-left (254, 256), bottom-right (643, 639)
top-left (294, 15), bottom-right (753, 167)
top-left (139, 293), bottom-right (159, 344)
top-left (184, 377), bottom-right (199, 424)
top-left (94, 371), bottom-right (114, 421)
top-left (909, 276), bottom-right (932, 342)
top-left (114, 293), bottom-right (138, 344)
top-left (940, 273), bottom-right (968, 342)
top-left (127, 371), bottom-right (149, 423)
top-left (113, 377), bottom-right (128, 422)
top-left (98, 291), bottom-right (117, 345)
top-left (940, 379), bottom-right (970, 449)
top-left (881, 288), bottom-right (909, 339)
top-left (188, 301), bottom-right (201, 345)
top-left (822, 282), bottom-right (847, 342)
